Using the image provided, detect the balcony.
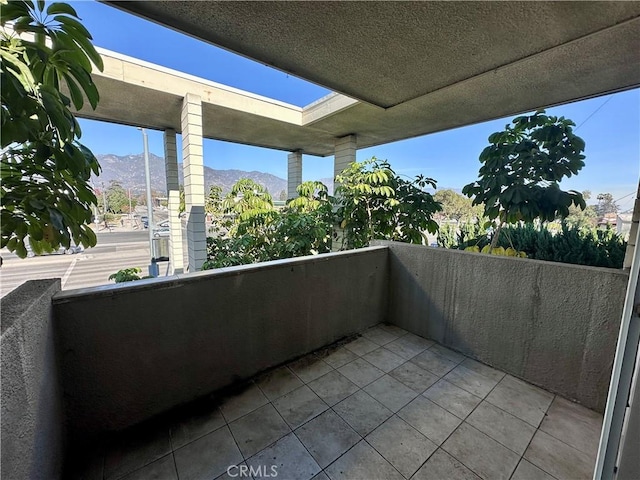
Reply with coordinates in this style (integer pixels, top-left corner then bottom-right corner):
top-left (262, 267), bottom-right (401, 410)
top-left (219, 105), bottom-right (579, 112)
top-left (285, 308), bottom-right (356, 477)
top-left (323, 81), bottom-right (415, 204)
top-left (1, 242), bottom-right (626, 479)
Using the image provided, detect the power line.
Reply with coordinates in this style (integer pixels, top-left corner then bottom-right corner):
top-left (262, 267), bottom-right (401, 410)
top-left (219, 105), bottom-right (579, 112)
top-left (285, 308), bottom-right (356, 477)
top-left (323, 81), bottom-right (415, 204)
top-left (575, 96), bottom-right (613, 131)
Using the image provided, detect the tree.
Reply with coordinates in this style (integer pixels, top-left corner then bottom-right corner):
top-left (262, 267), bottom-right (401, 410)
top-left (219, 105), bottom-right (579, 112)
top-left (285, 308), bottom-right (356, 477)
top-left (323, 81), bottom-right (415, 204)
top-left (335, 157), bottom-right (442, 248)
top-left (205, 185), bottom-right (223, 215)
top-left (433, 189), bottom-right (483, 221)
top-left (462, 110), bottom-right (586, 249)
top-left (595, 193), bottom-right (618, 217)
top-left (1, 1), bottom-right (103, 257)
top-left (223, 179), bottom-right (273, 219)
top-left (565, 190), bottom-right (597, 229)
top-left (278, 189), bottom-right (287, 202)
top-left (105, 181), bottom-right (131, 213)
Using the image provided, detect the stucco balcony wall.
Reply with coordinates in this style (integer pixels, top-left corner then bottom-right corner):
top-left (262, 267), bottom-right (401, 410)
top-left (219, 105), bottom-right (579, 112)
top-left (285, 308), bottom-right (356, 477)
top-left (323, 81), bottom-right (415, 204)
top-left (377, 241), bottom-right (628, 413)
top-left (52, 246), bottom-right (388, 437)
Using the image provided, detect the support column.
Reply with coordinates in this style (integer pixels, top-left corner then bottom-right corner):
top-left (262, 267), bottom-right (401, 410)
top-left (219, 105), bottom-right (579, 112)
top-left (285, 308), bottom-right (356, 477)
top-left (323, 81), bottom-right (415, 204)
top-left (287, 151), bottom-right (303, 200)
top-left (164, 128), bottom-right (184, 274)
top-left (181, 93), bottom-right (207, 272)
top-left (333, 135), bottom-right (357, 251)
top-left (334, 134), bottom-right (357, 186)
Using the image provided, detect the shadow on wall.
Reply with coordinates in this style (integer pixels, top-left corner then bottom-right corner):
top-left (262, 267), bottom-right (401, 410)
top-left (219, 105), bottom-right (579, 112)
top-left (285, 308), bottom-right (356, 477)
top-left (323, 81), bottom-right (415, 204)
top-left (379, 240), bottom-right (627, 413)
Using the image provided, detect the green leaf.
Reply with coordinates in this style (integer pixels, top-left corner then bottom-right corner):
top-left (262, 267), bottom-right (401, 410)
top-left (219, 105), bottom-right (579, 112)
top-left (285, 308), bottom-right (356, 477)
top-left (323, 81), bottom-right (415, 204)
top-left (47, 2), bottom-right (78, 17)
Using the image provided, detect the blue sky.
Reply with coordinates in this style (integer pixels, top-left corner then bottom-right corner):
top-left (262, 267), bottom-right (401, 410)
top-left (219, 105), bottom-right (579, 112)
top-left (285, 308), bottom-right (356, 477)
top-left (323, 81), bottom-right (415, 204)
top-left (73, 1), bottom-right (640, 211)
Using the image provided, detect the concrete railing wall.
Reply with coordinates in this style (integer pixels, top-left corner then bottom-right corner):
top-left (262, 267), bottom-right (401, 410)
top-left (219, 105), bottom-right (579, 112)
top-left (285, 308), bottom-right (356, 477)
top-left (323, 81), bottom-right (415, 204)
top-left (379, 241), bottom-right (628, 412)
top-left (52, 247), bottom-right (388, 436)
top-left (1, 279), bottom-right (66, 480)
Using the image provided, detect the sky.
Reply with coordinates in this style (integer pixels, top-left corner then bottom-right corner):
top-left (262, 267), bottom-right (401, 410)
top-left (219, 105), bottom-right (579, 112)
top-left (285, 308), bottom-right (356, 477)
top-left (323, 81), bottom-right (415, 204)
top-left (72, 1), bottom-right (640, 211)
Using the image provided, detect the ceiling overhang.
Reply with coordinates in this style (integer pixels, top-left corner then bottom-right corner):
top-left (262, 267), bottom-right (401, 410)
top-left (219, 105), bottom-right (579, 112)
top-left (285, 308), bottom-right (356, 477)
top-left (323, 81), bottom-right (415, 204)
top-left (80, 2), bottom-right (640, 156)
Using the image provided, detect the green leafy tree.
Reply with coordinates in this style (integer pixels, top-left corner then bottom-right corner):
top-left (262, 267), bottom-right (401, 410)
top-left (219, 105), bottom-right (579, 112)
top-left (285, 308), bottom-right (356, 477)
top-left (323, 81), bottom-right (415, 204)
top-left (462, 110), bottom-right (586, 249)
top-left (335, 157), bottom-right (442, 249)
top-left (223, 178), bottom-right (273, 218)
top-left (433, 189), bottom-right (483, 221)
top-left (565, 190), bottom-right (597, 229)
top-left (595, 192), bottom-right (619, 217)
top-left (105, 181), bottom-right (131, 213)
top-left (1, 0), bottom-right (103, 257)
top-left (205, 185), bottom-right (223, 215)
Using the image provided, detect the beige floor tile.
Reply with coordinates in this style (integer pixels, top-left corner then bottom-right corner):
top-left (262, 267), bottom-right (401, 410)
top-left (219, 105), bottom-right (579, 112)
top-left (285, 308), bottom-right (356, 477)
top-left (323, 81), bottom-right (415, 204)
top-left (333, 390), bottom-right (393, 436)
top-left (174, 426), bottom-right (242, 480)
top-left (321, 346), bottom-right (359, 369)
top-left (411, 449), bottom-right (480, 480)
top-left (364, 347), bottom-right (406, 372)
top-left (366, 415), bottom-right (437, 478)
top-left (442, 423), bottom-right (520, 480)
top-left (423, 379), bottom-right (482, 419)
top-left (344, 336), bottom-right (379, 356)
top-left (256, 366), bottom-right (304, 401)
top-left (539, 396), bottom-right (603, 456)
top-left (289, 355), bottom-right (334, 383)
top-left (524, 430), bottom-right (595, 480)
top-left (397, 396), bottom-right (461, 445)
top-left (485, 375), bottom-right (554, 427)
top-left (324, 440), bottom-right (404, 480)
top-left (466, 401), bottom-right (536, 454)
top-left (511, 459), bottom-right (556, 480)
top-left (308, 370), bottom-right (359, 406)
top-left (295, 410), bottom-right (360, 468)
top-left (389, 361), bottom-right (439, 393)
top-left (272, 385), bottom-right (329, 429)
top-left (228, 404), bottom-right (291, 458)
top-left (247, 432), bottom-right (321, 480)
top-left (411, 349), bottom-right (459, 377)
top-left (338, 358), bottom-right (384, 388)
top-left (444, 364), bottom-right (499, 398)
top-left (219, 382), bottom-right (269, 423)
top-left (364, 374), bottom-right (418, 412)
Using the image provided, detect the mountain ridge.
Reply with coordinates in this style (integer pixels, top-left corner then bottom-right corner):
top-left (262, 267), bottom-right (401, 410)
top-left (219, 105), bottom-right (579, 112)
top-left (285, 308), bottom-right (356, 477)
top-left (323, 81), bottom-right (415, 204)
top-left (92, 153), bottom-right (288, 197)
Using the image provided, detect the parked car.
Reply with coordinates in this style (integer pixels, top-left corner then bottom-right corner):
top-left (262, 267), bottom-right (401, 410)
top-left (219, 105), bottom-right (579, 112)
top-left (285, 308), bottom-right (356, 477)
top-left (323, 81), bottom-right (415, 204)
top-left (153, 227), bottom-right (170, 237)
top-left (25, 241), bottom-right (83, 258)
top-left (140, 216), bottom-right (149, 229)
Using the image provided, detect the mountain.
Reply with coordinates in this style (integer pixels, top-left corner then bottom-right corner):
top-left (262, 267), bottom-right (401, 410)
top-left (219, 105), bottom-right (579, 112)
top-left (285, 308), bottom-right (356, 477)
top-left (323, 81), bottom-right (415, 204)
top-left (92, 153), bottom-right (287, 197)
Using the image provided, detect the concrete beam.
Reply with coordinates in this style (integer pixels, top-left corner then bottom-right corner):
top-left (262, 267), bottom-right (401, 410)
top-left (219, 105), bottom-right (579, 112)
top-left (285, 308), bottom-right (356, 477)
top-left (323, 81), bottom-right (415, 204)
top-left (164, 129), bottom-right (184, 274)
top-left (287, 151), bottom-right (302, 200)
top-left (181, 94), bottom-right (207, 272)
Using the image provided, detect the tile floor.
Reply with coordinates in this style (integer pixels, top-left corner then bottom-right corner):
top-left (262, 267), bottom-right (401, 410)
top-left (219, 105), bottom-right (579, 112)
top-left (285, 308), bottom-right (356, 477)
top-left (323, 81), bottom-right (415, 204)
top-left (70, 324), bottom-right (603, 480)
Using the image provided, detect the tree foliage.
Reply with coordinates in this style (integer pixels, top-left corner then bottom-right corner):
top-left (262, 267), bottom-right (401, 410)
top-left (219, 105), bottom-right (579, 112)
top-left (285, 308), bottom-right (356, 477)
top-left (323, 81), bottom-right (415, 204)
top-left (595, 192), bottom-right (619, 217)
top-left (433, 189), bottom-right (483, 221)
top-left (203, 180), bottom-right (334, 269)
top-left (462, 110), bottom-right (586, 248)
top-left (335, 157), bottom-right (441, 248)
top-left (104, 181), bottom-right (132, 214)
top-left (1, 0), bottom-right (103, 257)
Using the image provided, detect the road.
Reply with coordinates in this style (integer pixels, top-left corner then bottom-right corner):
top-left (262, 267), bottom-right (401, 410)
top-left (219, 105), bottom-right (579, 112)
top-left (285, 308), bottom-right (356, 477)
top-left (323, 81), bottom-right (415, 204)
top-left (0, 231), bottom-right (185, 298)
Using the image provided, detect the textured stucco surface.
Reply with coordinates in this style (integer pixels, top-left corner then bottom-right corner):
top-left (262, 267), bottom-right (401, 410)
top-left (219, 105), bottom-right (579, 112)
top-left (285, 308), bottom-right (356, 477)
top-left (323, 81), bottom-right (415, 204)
top-left (378, 241), bottom-right (628, 412)
top-left (53, 247), bottom-right (388, 435)
top-left (1, 279), bottom-right (65, 480)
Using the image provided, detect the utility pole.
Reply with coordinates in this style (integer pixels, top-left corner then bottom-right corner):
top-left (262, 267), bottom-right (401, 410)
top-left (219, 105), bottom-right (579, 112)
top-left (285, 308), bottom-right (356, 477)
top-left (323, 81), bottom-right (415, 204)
top-left (128, 188), bottom-right (133, 219)
top-left (139, 128), bottom-right (158, 277)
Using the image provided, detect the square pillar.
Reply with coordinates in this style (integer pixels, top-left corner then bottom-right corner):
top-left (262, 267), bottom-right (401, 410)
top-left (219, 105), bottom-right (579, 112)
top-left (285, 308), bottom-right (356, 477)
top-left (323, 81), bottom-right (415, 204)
top-left (163, 128), bottom-right (184, 274)
top-left (287, 151), bottom-right (303, 200)
top-left (181, 93), bottom-right (207, 272)
top-left (334, 134), bottom-right (357, 185)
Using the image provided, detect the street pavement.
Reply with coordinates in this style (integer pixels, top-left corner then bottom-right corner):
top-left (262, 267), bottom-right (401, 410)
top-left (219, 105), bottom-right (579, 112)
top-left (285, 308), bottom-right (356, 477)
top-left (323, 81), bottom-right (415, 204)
top-left (0, 229), bottom-right (184, 298)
